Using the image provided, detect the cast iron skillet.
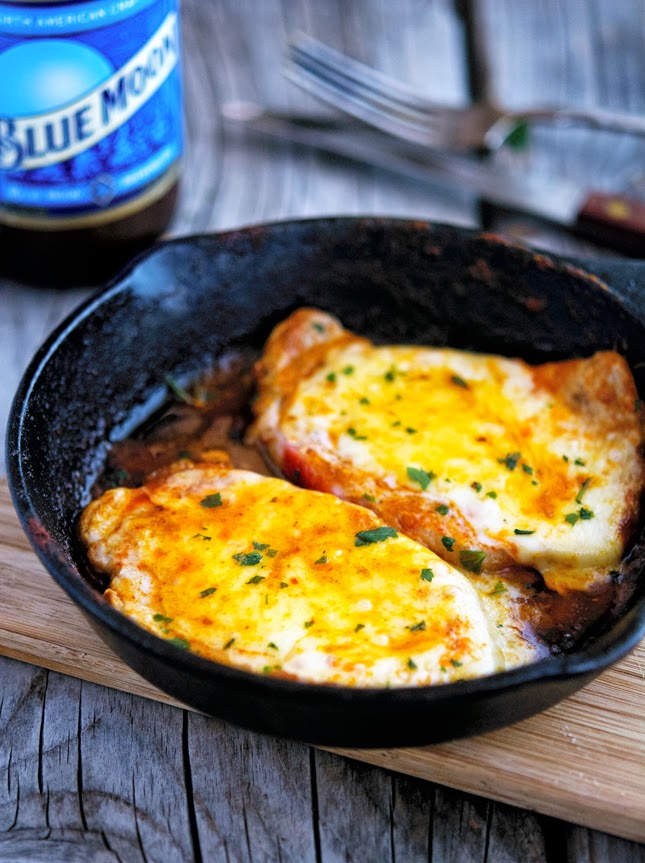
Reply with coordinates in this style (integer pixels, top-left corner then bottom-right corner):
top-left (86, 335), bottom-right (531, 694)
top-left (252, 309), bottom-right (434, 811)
top-left (7, 217), bottom-right (645, 748)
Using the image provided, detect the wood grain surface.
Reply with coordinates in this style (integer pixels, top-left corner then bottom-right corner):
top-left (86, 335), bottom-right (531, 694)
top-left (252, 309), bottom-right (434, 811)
top-left (1, 0), bottom-right (645, 860)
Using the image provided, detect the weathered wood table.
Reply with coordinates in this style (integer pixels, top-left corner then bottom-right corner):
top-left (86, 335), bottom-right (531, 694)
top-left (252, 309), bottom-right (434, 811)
top-left (1, 1), bottom-right (644, 860)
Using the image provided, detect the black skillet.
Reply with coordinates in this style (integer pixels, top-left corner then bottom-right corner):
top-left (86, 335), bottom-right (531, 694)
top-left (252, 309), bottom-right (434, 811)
top-left (7, 217), bottom-right (645, 748)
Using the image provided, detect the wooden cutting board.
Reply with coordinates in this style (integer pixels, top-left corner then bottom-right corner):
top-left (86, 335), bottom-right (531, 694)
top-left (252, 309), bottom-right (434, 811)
top-left (1, 479), bottom-right (644, 843)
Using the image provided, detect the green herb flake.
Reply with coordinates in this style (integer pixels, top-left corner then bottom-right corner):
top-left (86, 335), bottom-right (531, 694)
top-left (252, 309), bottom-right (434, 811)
top-left (450, 658), bottom-right (463, 668)
top-left (384, 366), bottom-right (397, 382)
top-left (407, 657), bottom-right (418, 670)
top-left (326, 372), bottom-right (337, 383)
top-left (435, 504), bottom-right (449, 515)
top-left (363, 493), bottom-right (376, 503)
top-left (279, 582), bottom-right (288, 589)
top-left (246, 574), bottom-right (266, 585)
top-left (266, 548), bottom-right (278, 558)
top-left (233, 552), bottom-right (262, 566)
top-left (486, 491), bottom-right (497, 499)
top-left (498, 451), bottom-right (521, 471)
top-left (193, 533), bottom-right (211, 541)
top-left (359, 397), bottom-right (370, 405)
top-left (522, 463), bottom-right (533, 475)
top-left (268, 642), bottom-right (278, 650)
top-left (441, 536), bottom-right (456, 552)
top-left (562, 455), bottom-right (569, 463)
top-left (488, 581), bottom-right (507, 596)
top-left (407, 466), bottom-right (436, 491)
top-left (223, 637), bottom-right (235, 650)
top-left (312, 322), bottom-right (325, 333)
top-left (200, 492), bottom-right (222, 508)
top-left (459, 549), bottom-right (486, 574)
top-left (574, 458), bottom-right (586, 466)
top-left (355, 623), bottom-right (365, 632)
top-left (451, 374), bottom-right (468, 388)
top-left (579, 507), bottom-right (594, 520)
top-left (165, 374), bottom-right (194, 405)
top-left (564, 513), bottom-right (579, 526)
top-left (409, 620), bottom-right (426, 632)
top-left (391, 420), bottom-right (402, 428)
top-left (514, 529), bottom-right (535, 535)
top-left (304, 619), bottom-right (314, 628)
top-left (315, 555), bottom-right (328, 565)
top-left (153, 613), bottom-right (173, 623)
top-left (471, 481), bottom-right (483, 493)
top-left (440, 665), bottom-right (447, 673)
top-left (420, 568), bottom-right (434, 582)
top-left (167, 637), bottom-right (190, 650)
top-left (342, 365), bottom-right (354, 375)
top-left (355, 526), bottom-right (398, 546)
top-left (575, 478), bottom-right (591, 504)
top-left (253, 542), bottom-right (269, 551)
top-left (200, 587), bottom-right (217, 598)
top-left (406, 427), bottom-right (417, 435)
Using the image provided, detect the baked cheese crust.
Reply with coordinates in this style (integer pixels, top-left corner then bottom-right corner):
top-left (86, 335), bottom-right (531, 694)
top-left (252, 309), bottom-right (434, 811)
top-left (80, 464), bottom-right (543, 686)
top-left (252, 309), bottom-right (645, 594)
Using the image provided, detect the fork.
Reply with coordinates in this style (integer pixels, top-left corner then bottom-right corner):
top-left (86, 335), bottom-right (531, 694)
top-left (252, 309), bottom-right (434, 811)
top-left (285, 35), bottom-right (645, 152)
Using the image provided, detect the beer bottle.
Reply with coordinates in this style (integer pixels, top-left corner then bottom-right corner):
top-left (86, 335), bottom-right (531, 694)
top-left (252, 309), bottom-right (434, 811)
top-left (0, 0), bottom-right (183, 286)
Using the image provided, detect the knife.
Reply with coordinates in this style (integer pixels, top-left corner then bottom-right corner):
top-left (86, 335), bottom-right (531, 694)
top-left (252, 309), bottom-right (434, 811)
top-left (222, 103), bottom-right (645, 256)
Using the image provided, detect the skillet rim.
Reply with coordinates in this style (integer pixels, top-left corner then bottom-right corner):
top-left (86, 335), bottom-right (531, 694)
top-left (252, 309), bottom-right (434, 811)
top-left (6, 215), bottom-right (645, 713)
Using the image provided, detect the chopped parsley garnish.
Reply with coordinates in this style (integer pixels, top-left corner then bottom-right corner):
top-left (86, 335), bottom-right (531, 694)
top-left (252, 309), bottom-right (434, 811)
top-left (420, 568), bottom-right (434, 582)
top-left (441, 536), bottom-right (455, 551)
top-left (266, 548), bottom-right (278, 558)
top-left (347, 427), bottom-right (368, 440)
top-left (200, 587), bottom-right (217, 598)
top-left (579, 507), bottom-right (594, 520)
top-left (246, 574), bottom-right (266, 585)
top-left (359, 396), bottom-right (370, 405)
top-left (406, 427), bottom-right (417, 435)
top-left (268, 642), bottom-right (278, 650)
top-left (223, 637), bottom-right (235, 650)
top-left (514, 529), bottom-right (534, 535)
top-left (384, 366), bottom-right (397, 382)
top-left (363, 493), bottom-right (376, 503)
top-left (406, 466), bottom-right (436, 490)
top-left (450, 659), bottom-right (462, 667)
top-left (262, 665), bottom-right (282, 674)
top-left (564, 513), bottom-right (579, 526)
top-left (522, 463), bottom-right (533, 475)
top-left (355, 623), bottom-right (365, 632)
top-left (167, 637), bottom-right (190, 650)
top-left (315, 555), bottom-right (328, 564)
top-left (200, 492), bottom-right (222, 508)
top-left (326, 372), bottom-right (337, 383)
top-left (574, 458), bottom-right (586, 466)
top-left (408, 658), bottom-right (418, 670)
top-left (575, 478), bottom-right (591, 504)
top-left (486, 491), bottom-right (497, 499)
top-left (312, 322), bottom-right (325, 333)
top-left (435, 504), bottom-right (449, 515)
top-left (304, 619), bottom-right (314, 628)
top-left (498, 452), bottom-right (521, 471)
top-left (233, 552), bottom-right (262, 566)
top-left (562, 455), bottom-right (569, 463)
top-left (459, 550), bottom-right (486, 574)
top-left (391, 420), bottom-right (401, 428)
top-left (253, 542), bottom-right (269, 551)
top-left (471, 481), bottom-right (482, 493)
top-left (355, 526), bottom-right (398, 546)
top-left (342, 365), bottom-right (354, 375)
top-left (451, 374), bottom-right (468, 388)
top-left (153, 614), bottom-right (173, 623)
top-left (409, 620), bottom-right (426, 632)
top-left (279, 582), bottom-right (288, 589)
top-left (488, 581), bottom-right (507, 596)
top-left (193, 533), bottom-right (211, 541)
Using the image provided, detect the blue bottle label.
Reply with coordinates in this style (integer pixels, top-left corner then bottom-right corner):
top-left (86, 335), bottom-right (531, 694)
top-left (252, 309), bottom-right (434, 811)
top-left (0, 0), bottom-right (183, 221)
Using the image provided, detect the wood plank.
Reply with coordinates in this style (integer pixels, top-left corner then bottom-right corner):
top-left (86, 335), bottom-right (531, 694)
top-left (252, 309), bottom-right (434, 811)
top-left (1, 479), bottom-right (645, 844)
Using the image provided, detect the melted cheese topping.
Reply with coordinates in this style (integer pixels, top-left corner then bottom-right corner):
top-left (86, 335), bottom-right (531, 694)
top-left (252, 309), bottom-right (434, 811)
top-left (80, 465), bottom-right (540, 686)
top-left (252, 310), bottom-right (644, 594)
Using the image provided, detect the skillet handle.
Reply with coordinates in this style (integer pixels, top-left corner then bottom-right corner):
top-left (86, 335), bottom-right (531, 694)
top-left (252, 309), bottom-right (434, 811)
top-left (575, 192), bottom-right (645, 257)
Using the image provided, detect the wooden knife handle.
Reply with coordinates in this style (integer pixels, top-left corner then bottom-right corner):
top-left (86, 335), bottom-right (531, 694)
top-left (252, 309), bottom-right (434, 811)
top-left (575, 192), bottom-right (645, 257)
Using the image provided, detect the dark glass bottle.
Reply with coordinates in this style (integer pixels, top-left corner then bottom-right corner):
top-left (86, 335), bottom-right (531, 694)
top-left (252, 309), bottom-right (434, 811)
top-left (0, 0), bottom-right (184, 286)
